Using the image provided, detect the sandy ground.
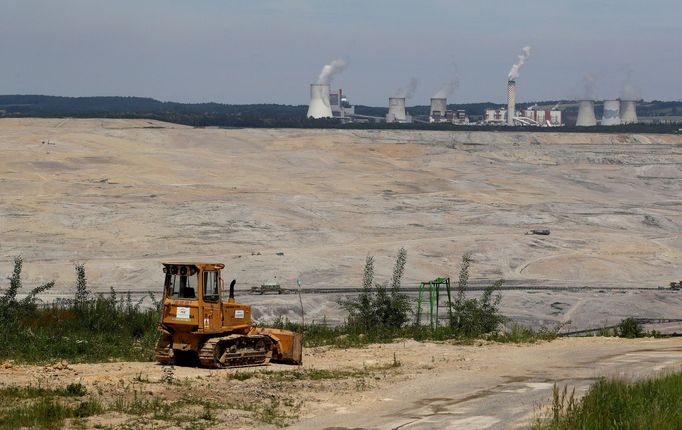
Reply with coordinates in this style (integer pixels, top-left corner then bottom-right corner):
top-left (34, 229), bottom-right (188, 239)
top-left (1, 119), bottom-right (682, 428)
top-left (1, 337), bottom-right (680, 429)
top-left (1, 118), bottom-right (681, 329)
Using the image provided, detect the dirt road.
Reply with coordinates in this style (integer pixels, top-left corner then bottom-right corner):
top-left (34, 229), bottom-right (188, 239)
top-left (1, 337), bottom-right (680, 429)
top-left (293, 337), bottom-right (682, 430)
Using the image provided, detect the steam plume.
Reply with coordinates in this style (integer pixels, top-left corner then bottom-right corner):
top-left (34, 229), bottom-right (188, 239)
top-left (620, 69), bottom-right (640, 100)
top-left (582, 73), bottom-right (597, 100)
top-left (395, 78), bottom-right (419, 99)
top-left (433, 79), bottom-right (459, 98)
top-left (508, 46), bottom-right (531, 80)
top-left (316, 59), bottom-right (347, 84)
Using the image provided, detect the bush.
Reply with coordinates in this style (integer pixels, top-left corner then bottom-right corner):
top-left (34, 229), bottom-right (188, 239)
top-left (339, 248), bottom-right (411, 330)
top-left (449, 255), bottom-right (505, 337)
top-left (0, 258), bottom-right (160, 363)
top-left (617, 317), bottom-right (643, 338)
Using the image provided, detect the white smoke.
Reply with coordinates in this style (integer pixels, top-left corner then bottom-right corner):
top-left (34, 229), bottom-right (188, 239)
top-left (433, 79), bottom-right (459, 98)
top-left (316, 59), bottom-right (347, 84)
top-left (395, 78), bottom-right (419, 99)
top-left (507, 46), bottom-right (531, 80)
top-left (620, 69), bottom-right (640, 100)
top-left (582, 73), bottom-right (598, 100)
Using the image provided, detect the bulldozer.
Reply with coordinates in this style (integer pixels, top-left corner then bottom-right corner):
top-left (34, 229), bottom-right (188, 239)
top-left (154, 262), bottom-right (303, 368)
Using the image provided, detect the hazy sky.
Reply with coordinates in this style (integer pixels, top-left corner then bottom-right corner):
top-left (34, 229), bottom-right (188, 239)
top-left (1, 0), bottom-right (680, 105)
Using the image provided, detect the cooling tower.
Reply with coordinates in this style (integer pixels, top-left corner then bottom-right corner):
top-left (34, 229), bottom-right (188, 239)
top-left (307, 84), bottom-right (332, 118)
top-left (576, 100), bottom-right (597, 126)
top-left (430, 98), bottom-right (447, 118)
top-left (620, 100), bottom-right (638, 124)
top-left (387, 97), bottom-right (407, 122)
top-left (507, 80), bottom-right (516, 126)
top-left (601, 100), bottom-right (621, 126)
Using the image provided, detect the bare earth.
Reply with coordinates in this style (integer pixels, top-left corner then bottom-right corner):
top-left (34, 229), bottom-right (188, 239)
top-left (1, 337), bottom-right (681, 429)
top-left (1, 118), bottom-right (681, 330)
top-left (2, 119), bottom-right (682, 428)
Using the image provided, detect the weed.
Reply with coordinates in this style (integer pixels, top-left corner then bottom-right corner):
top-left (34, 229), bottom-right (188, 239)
top-left (230, 371), bottom-right (255, 381)
top-left (392, 352), bottom-right (401, 368)
top-left (0, 258), bottom-right (160, 364)
top-left (256, 399), bottom-right (299, 427)
top-left (532, 371), bottom-right (682, 429)
top-left (65, 382), bottom-right (87, 397)
top-left (133, 372), bottom-right (150, 383)
top-left (161, 366), bottom-right (176, 384)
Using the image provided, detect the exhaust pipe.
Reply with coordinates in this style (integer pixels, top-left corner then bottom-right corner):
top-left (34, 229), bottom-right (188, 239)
top-left (229, 279), bottom-right (236, 301)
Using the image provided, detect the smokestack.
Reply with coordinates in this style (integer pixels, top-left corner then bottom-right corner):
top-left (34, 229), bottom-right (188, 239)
top-left (507, 80), bottom-right (516, 126)
top-left (387, 97), bottom-right (407, 122)
top-left (576, 100), bottom-right (597, 126)
top-left (306, 83), bottom-right (332, 118)
top-left (620, 100), bottom-right (638, 124)
top-left (430, 98), bottom-right (447, 122)
top-left (601, 100), bottom-right (621, 126)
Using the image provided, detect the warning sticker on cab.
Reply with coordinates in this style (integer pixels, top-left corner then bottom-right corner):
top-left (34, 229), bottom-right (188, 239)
top-left (234, 310), bottom-right (245, 319)
top-left (176, 307), bottom-right (190, 319)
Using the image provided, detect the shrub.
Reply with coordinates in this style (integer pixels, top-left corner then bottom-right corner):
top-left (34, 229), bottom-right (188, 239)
top-left (0, 257), bottom-right (160, 363)
top-left (449, 255), bottom-right (505, 337)
top-left (339, 248), bottom-right (411, 330)
top-left (617, 317), bottom-right (643, 338)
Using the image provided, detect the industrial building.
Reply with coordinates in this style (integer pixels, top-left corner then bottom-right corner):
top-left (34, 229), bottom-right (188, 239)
top-left (601, 100), bottom-right (621, 126)
top-left (484, 108), bottom-right (508, 124)
top-left (483, 106), bottom-right (561, 127)
top-left (330, 89), bottom-right (355, 122)
top-left (306, 83), bottom-right (333, 118)
top-left (429, 98), bottom-right (469, 124)
top-left (519, 107), bottom-right (562, 126)
top-left (620, 100), bottom-right (638, 124)
top-left (386, 97), bottom-right (412, 123)
top-left (576, 100), bottom-right (597, 126)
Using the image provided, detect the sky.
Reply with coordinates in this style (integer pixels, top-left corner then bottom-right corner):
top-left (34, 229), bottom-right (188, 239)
top-left (1, 0), bottom-right (680, 105)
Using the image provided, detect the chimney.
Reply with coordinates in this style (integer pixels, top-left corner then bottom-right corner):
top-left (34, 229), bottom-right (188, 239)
top-left (507, 80), bottom-right (516, 126)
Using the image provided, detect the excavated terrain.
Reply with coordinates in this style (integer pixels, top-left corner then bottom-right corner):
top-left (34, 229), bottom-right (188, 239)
top-left (1, 119), bottom-right (682, 330)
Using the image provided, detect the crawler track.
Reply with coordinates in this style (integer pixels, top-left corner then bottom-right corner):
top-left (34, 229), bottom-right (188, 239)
top-left (154, 334), bottom-right (173, 365)
top-left (198, 334), bottom-right (273, 368)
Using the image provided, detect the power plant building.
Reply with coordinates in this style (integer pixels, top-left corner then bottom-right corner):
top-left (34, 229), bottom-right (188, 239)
top-left (620, 100), bottom-right (638, 124)
top-left (484, 108), bottom-right (508, 124)
top-left (386, 97), bottom-right (412, 123)
top-left (601, 100), bottom-right (621, 126)
top-left (520, 108), bottom-right (562, 126)
top-left (576, 100), bottom-right (597, 126)
top-left (306, 83), bottom-right (333, 118)
top-left (429, 98), bottom-right (469, 124)
top-left (330, 88), bottom-right (355, 122)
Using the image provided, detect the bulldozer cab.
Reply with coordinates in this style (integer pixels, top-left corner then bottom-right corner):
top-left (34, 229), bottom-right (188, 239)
top-left (161, 263), bottom-right (252, 333)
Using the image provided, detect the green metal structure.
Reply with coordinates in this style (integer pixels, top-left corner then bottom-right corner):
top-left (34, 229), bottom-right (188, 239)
top-left (415, 277), bottom-right (453, 328)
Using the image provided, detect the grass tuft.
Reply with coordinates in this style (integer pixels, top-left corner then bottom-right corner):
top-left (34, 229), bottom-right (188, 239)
top-left (532, 371), bottom-right (682, 430)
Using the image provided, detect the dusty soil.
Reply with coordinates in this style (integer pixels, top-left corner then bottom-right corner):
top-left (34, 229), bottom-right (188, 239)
top-left (1, 118), bottom-right (681, 329)
top-left (1, 337), bottom-right (681, 429)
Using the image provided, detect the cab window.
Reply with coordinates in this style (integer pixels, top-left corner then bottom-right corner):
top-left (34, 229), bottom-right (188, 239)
top-left (203, 271), bottom-right (219, 302)
top-left (165, 273), bottom-right (198, 300)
